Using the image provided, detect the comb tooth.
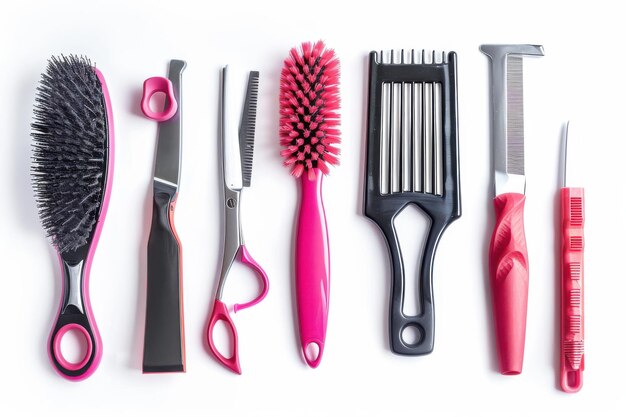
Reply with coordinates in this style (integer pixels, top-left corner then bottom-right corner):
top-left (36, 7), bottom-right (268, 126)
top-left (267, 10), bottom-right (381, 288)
top-left (411, 49), bottom-right (415, 64)
top-left (507, 56), bottom-right (525, 175)
top-left (422, 82), bottom-right (433, 194)
top-left (380, 82), bottom-right (391, 194)
top-left (413, 81), bottom-right (423, 192)
top-left (401, 80), bottom-right (412, 191)
top-left (434, 82), bottom-right (443, 196)
top-left (401, 49), bottom-right (405, 64)
top-left (390, 82), bottom-right (402, 193)
top-left (240, 71), bottom-right (259, 187)
top-left (424, 50), bottom-right (432, 64)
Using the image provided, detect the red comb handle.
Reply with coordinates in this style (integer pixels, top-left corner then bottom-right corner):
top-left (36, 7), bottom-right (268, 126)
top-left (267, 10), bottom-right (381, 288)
top-left (560, 187), bottom-right (585, 392)
top-left (489, 193), bottom-right (529, 375)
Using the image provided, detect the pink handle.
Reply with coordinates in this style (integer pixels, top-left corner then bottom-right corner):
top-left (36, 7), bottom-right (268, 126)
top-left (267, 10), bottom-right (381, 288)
top-left (233, 246), bottom-right (269, 313)
top-left (489, 193), bottom-right (529, 375)
top-left (560, 187), bottom-right (585, 392)
top-left (296, 170), bottom-right (330, 368)
top-left (206, 300), bottom-right (241, 374)
top-left (141, 77), bottom-right (178, 122)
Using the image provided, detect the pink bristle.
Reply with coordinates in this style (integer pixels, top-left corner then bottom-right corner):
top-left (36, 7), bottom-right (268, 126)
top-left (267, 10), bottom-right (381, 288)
top-left (280, 40), bottom-right (340, 178)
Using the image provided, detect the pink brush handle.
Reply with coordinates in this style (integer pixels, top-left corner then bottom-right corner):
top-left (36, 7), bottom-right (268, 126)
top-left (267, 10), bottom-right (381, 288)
top-left (489, 193), bottom-right (529, 375)
top-left (296, 170), bottom-right (330, 368)
top-left (560, 187), bottom-right (584, 392)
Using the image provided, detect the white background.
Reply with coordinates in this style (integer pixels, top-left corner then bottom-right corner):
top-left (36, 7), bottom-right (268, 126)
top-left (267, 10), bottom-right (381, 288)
top-left (1, 0), bottom-right (624, 415)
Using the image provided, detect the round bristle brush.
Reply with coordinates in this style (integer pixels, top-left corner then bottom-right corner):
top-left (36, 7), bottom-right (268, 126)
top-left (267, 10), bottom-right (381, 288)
top-left (280, 40), bottom-right (340, 367)
top-left (31, 55), bottom-right (114, 381)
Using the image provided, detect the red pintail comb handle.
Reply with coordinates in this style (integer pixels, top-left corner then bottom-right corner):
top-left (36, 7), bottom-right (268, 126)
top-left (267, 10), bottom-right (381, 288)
top-left (489, 193), bottom-right (529, 375)
top-left (560, 187), bottom-right (584, 392)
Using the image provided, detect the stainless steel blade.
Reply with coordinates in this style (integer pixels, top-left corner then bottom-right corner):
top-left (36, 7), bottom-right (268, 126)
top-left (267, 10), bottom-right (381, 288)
top-left (480, 44), bottom-right (544, 196)
top-left (563, 121), bottom-right (585, 188)
top-left (221, 65), bottom-right (246, 191)
top-left (154, 59), bottom-right (187, 188)
top-left (154, 59), bottom-right (186, 188)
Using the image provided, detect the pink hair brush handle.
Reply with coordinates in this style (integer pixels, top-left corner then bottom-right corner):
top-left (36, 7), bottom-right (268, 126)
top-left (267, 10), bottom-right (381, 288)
top-left (489, 192), bottom-right (529, 375)
top-left (296, 171), bottom-right (330, 368)
top-left (141, 77), bottom-right (178, 122)
top-left (560, 187), bottom-right (584, 392)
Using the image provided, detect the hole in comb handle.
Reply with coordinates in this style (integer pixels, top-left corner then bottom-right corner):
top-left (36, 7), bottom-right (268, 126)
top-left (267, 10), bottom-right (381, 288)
top-left (395, 204), bottom-right (430, 316)
top-left (401, 325), bottom-right (423, 346)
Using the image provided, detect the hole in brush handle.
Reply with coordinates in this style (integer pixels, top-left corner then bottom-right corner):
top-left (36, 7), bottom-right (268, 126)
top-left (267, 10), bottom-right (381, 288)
top-left (49, 312), bottom-right (100, 381)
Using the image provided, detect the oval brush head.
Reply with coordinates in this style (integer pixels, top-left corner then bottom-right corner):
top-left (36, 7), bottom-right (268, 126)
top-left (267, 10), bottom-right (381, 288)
top-left (31, 55), bottom-right (109, 254)
top-left (280, 40), bottom-right (340, 179)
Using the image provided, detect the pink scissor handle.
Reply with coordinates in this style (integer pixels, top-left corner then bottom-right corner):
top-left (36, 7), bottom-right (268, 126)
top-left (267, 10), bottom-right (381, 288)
top-left (207, 300), bottom-right (241, 374)
top-left (141, 76), bottom-right (178, 122)
top-left (233, 245), bottom-right (269, 313)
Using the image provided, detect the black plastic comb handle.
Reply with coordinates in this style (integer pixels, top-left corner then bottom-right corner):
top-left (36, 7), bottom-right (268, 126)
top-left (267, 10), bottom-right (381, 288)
top-left (143, 181), bottom-right (185, 372)
top-left (377, 213), bottom-right (447, 354)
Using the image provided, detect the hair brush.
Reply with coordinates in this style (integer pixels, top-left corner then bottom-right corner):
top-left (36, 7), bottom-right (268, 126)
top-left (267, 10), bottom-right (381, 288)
top-left (280, 40), bottom-right (340, 367)
top-left (31, 55), bottom-right (114, 381)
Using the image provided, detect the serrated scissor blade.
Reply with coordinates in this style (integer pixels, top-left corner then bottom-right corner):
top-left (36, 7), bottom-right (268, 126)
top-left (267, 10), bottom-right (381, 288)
top-left (240, 71), bottom-right (259, 187)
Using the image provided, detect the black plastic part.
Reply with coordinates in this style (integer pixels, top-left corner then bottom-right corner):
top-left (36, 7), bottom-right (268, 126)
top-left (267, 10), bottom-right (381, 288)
top-left (364, 51), bottom-right (461, 355)
top-left (143, 181), bottom-right (185, 373)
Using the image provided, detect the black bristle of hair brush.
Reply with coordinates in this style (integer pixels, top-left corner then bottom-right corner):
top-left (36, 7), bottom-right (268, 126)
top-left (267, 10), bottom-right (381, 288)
top-left (31, 55), bottom-right (114, 381)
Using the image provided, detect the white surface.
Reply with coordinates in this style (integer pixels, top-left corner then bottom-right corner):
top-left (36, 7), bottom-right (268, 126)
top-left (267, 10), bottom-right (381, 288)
top-left (1, 0), bottom-right (625, 415)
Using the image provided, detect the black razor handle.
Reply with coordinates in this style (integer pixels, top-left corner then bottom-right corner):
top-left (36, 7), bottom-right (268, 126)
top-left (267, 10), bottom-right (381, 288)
top-left (375, 213), bottom-right (447, 355)
top-left (143, 181), bottom-right (185, 373)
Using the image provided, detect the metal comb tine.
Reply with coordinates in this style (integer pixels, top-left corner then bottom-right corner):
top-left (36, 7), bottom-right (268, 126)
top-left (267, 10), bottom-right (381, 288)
top-left (413, 81), bottom-right (423, 192)
top-left (433, 50), bottom-right (444, 64)
top-left (401, 49), bottom-right (405, 64)
top-left (390, 82), bottom-right (401, 192)
top-left (411, 49), bottom-right (415, 64)
top-left (380, 81), bottom-right (390, 194)
top-left (423, 82), bottom-right (433, 193)
top-left (401, 79), bottom-right (412, 191)
top-left (434, 82), bottom-right (443, 195)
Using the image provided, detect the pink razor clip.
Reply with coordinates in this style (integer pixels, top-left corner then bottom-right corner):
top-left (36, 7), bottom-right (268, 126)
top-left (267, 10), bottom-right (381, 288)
top-left (141, 77), bottom-right (178, 122)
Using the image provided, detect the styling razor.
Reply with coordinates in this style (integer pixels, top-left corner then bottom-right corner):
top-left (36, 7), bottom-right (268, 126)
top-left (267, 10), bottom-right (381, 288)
top-left (141, 59), bottom-right (187, 373)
